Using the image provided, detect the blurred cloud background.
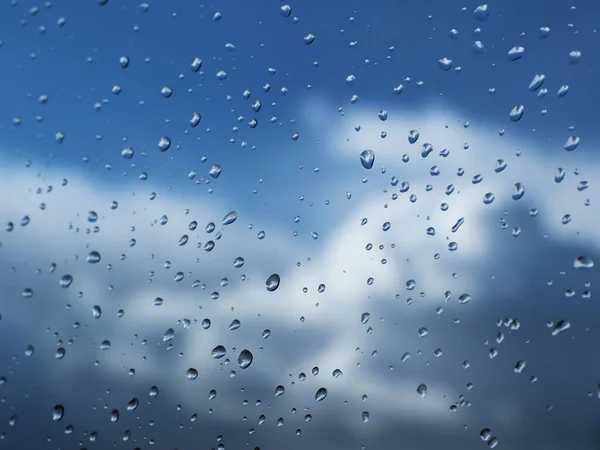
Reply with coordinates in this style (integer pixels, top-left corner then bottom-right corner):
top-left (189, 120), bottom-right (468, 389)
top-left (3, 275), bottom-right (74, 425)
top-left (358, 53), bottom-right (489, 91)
top-left (1, 0), bottom-right (600, 449)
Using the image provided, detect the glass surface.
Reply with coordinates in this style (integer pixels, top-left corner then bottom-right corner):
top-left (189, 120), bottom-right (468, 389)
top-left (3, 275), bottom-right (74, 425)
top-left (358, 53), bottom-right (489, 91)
top-left (1, 1), bottom-right (599, 449)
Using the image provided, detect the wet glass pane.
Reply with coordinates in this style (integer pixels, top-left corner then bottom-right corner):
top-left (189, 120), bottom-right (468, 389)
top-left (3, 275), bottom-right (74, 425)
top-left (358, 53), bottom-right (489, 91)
top-left (0, 1), bottom-right (599, 449)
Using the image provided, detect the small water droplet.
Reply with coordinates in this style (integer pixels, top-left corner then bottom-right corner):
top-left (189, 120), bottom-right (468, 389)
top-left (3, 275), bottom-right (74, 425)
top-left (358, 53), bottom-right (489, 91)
top-left (438, 57), bottom-right (453, 71)
top-left (408, 130), bottom-right (420, 144)
top-left (528, 74), bottom-right (545, 91)
top-left (186, 368), bottom-right (198, 380)
top-left (121, 146), bottom-right (134, 159)
top-left (304, 34), bottom-right (315, 45)
top-left (416, 383), bottom-right (428, 398)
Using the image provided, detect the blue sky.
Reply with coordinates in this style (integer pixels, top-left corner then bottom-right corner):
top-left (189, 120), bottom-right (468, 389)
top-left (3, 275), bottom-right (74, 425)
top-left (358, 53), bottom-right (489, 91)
top-left (1, 1), bottom-right (600, 449)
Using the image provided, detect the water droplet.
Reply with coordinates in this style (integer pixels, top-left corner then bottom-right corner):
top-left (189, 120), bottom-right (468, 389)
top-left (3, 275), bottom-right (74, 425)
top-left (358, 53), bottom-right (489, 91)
top-left (266, 274), bottom-right (280, 292)
top-left (280, 4), bottom-right (292, 16)
top-left (186, 368), bottom-right (198, 380)
top-left (408, 130), bottom-right (420, 144)
top-left (569, 50), bottom-right (582, 64)
top-left (438, 57), bottom-right (452, 71)
top-left (577, 181), bottom-right (590, 191)
top-left (345, 74), bottom-right (356, 85)
top-left (212, 345), bottom-right (226, 359)
top-left (160, 86), bottom-right (173, 98)
top-left (315, 387), bottom-right (328, 401)
top-left (119, 56), bottom-right (130, 68)
top-left (360, 150), bottom-right (375, 169)
top-left (512, 183), bottom-right (525, 200)
top-left (333, 369), bottom-right (343, 378)
top-left (163, 328), bottom-right (175, 342)
top-left (507, 46), bottom-right (525, 61)
top-left (121, 146), bottom-right (134, 159)
top-left (52, 405), bottom-right (64, 422)
top-left (87, 251), bottom-right (101, 263)
top-left (60, 275), bottom-right (73, 288)
top-left (92, 305), bottom-right (102, 319)
top-left (361, 313), bottom-right (370, 324)
top-left (488, 437), bottom-right (499, 448)
top-left (361, 411), bottom-right (370, 423)
top-left (274, 385), bottom-right (285, 396)
top-left (190, 112), bottom-right (201, 127)
top-left (555, 168), bottom-right (566, 183)
top-left (495, 159), bottom-right (507, 173)
top-left (158, 136), bottom-right (171, 152)
top-left (514, 360), bottom-right (526, 373)
top-left (110, 409), bottom-right (119, 422)
top-left (574, 256), bottom-right (594, 269)
top-left (473, 4), bottom-right (489, 20)
top-left (191, 57), bottom-right (202, 72)
top-left (378, 109), bottom-right (388, 121)
top-left (418, 327), bottom-right (429, 337)
top-left (233, 257), bottom-right (245, 268)
top-left (480, 428), bottom-right (492, 441)
top-left (452, 217), bottom-right (465, 233)
top-left (304, 34), bottom-right (315, 45)
top-left (458, 293), bottom-right (472, 304)
top-left (55, 348), bottom-right (65, 359)
top-left (22, 288), bottom-right (33, 298)
top-left (229, 319), bottom-right (241, 331)
top-left (238, 349), bottom-right (253, 369)
top-left (564, 136), bottom-right (580, 151)
top-left (509, 105), bottom-right (525, 122)
top-left (100, 340), bottom-right (111, 350)
top-left (262, 329), bottom-right (271, 339)
top-left (421, 143), bottom-right (434, 158)
top-left (209, 165), bottom-right (222, 179)
top-left (557, 85), bottom-right (569, 97)
top-left (528, 74), bottom-right (545, 91)
top-left (416, 383), bottom-right (428, 398)
top-left (126, 398), bottom-right (139, 411)
top-left (551, 320), bottom-right (571, 336)
top-left (222, 211), bottom-right (237, 225)
top-left (216, 70), bottom-right (227, 80)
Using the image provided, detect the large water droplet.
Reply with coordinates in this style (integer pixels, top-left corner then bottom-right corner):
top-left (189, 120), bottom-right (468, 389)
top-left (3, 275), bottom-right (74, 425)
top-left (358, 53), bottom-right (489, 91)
top-left (408, 130), bottom-right (420, 144)
top-left (92, 305), bottom-right (102, 319)
top-left (87, 251), bottom-right (101, 263)
top-left (209, 165), bottom-right (222, 179)
top-left (528, 74), bottom-right (545, 91)
top-left (59, 275), bottom-right (73, 288)
top-left (126, 398), bottom-right (139, 411)
top-left (509, 105), bottom-right (525, 122)
top-left (52, 405), bottom-right (64, 422)
top-left (266, 274), bottom-right (280, 292)
top-left (315, 387), bottom-right (328, 401)
top-left (121, 146), bottom-right (134, 159)
top-left (438, 57), bottom-right (453, 71)
top-left (416, 383), bottom-right (428, 397)
top-left (186, 368), bottom-right (198, 380)
top-left (303, 34), bottom-right (315, 45)
top-left (512, 183), bottom-right (525, 200)
top-left (551, 320), bottom-right (571, 336)
top-left (222, 211), bottom-right (237, 225)
top-left (360, 150), bottom-right (375, 169)
top-left (274, 385), bottom-right (285, 396)
top-left (574, 256), bottom-right (594, 269)
top-left (238, 349), bottom-right (253, 369)
top-left (158, 136), bottom-right (171, 152)
top-left (564, 136), bottom-right (580, 151)
top-left (507, 46), bottom-right (525, 61)
top-left (212, 345), bottom-right (226, 359)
